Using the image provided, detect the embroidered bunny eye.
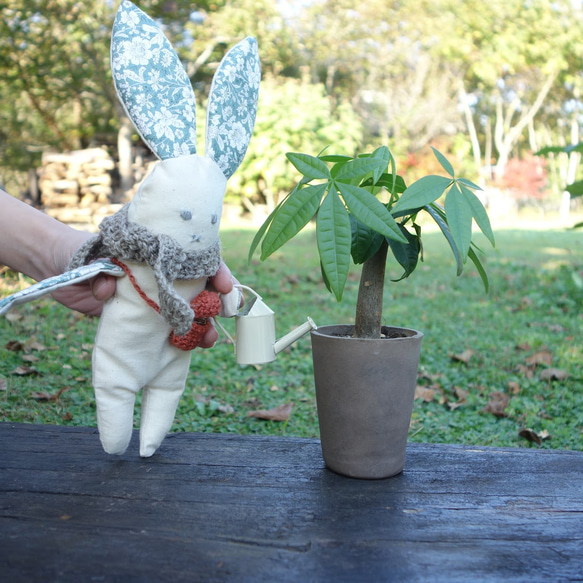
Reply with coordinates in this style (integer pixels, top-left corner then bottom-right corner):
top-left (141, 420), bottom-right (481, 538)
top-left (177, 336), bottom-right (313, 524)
top-left (180, 210), bottom-right (192, 221)
top-left (211, 213), bottom-right (218, 225)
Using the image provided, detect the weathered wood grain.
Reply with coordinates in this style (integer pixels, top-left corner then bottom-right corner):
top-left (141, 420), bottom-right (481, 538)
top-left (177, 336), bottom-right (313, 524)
top-left (1, 423), bottom-right (582, 582)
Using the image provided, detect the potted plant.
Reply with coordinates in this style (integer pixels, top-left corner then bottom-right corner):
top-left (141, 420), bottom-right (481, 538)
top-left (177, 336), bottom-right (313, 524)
top-left (250, 145), bottom-right (494, 479)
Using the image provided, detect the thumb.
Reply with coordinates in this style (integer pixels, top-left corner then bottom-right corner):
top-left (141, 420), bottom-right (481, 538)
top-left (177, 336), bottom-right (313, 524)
top-left (92, 274), bottom-right (116, 302)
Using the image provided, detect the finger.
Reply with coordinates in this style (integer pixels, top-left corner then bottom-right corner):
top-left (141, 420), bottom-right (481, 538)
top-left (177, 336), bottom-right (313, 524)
top-left (208, 262), bottom-right (237, 295)
top-left (198, 325), bottom-right (219, 349)
top-left (51, 284), bottom-right (103, 317)
top-left (91, 274), bottom-right (116, 302)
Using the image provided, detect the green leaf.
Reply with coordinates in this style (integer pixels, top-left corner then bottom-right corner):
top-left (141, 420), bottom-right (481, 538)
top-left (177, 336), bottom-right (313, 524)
top-left (431, 147), bottom-right (455, 177)
top-left (335, 157), bottom-right (386, 183)
top-left (249, 201), bottom-right (283, 263)
top-left (260, 182), bottom-right (328, 260)
top-left (456, 177), bottom-right (483, 191)
top-left (535, 143), bottom-right (583, 156)
top-left (391, 175), bottom-right (453, 214)
top-left (424, 204), bottom-right (463, 276)
top-left (286, 152), bottom-right (331, 180)
top-left (350, 215), bottom-right (384, 264)
top-left (458, 184), bottom-right (495, 247)
top-left (468, 246), bottom-right (489, 293)
top-left (319, 154), bottom-right (352, 163)
top-left (336, 182), bottom-right (407, 243)
top-left (316, 191), bottom-right (352, 301)
top-left (388, 224), bottom-right (421, 282)
top-left (566, 179), bottom-right (583, 198)
top-left (445, 184), bottom-right (473, 261)
top-left (373, 173), bottom-right (407, 194)
top-left (319, 260), bottom-right (332, 294)
top-left (370, 146), bottom-right (391, 183)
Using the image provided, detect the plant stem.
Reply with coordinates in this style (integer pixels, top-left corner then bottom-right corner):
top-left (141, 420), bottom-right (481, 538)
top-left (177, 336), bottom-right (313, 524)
top-left (354, 239), bottom-right (388, 338)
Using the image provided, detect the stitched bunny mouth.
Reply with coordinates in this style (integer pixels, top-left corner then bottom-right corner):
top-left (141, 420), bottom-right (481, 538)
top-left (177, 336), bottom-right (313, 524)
top-left (191, 234), bottom-right (202, 243)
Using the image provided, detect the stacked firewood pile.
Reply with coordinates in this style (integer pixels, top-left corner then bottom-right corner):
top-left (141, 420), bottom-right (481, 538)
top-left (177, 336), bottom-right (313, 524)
top-left (39, 148), bottom-right (120, 228)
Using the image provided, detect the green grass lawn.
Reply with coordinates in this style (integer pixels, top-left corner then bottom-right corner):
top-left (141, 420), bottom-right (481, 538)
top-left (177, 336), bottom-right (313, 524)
top-left (1, 224), bottom-right (582, 450)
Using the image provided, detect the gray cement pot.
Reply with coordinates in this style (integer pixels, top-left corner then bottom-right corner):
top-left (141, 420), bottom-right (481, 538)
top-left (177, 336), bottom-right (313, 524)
top-left (311, 325), bottom-right (423, 479)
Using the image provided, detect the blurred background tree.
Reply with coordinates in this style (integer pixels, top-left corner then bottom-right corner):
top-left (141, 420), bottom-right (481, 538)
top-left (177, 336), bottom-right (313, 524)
top-left (1, 0), bottom-right (582, 218)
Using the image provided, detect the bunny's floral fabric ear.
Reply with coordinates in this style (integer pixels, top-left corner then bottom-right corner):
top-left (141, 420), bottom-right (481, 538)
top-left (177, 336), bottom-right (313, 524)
top-left (205, 37), bottom-right (261, 179)
top-left (111, 0), bottom-right (198, 159)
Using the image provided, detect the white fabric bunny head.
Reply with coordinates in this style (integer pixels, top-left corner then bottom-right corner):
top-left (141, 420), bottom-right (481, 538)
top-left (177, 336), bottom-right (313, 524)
top-left (69, 0), bottom-right (260, 457)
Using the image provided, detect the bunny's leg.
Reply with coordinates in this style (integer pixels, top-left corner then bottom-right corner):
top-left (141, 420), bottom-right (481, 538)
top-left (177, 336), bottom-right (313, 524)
top-left (139, 378), bottom-right (188, 457)
top-left (94, 385), bottom-right (137, 455)
top-left (138, 350), bottom-right (192, 457)
top-left (91, 269), bottom-right (172, 455)
top-left (136, 278), bottom-right (206, 457)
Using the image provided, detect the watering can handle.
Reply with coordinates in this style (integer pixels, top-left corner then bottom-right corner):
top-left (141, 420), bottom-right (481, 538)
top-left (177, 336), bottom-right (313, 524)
top-left (212, 283), bottom-right (262, 345)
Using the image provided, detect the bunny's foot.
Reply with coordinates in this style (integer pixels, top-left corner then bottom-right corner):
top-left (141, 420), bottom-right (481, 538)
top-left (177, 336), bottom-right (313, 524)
top-left (95, 385), bottom-right (136, 455)
top-left (139, 385), bottom-right (185, 457)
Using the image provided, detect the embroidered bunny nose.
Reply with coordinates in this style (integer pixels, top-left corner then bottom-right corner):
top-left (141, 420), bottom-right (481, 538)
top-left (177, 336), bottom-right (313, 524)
top-left (191, 234), bottom-right (201, 243)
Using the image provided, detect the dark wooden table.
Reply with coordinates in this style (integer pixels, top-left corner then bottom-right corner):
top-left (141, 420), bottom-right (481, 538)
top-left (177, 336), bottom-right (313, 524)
top-left (1, 422), bottom-right (582, 582)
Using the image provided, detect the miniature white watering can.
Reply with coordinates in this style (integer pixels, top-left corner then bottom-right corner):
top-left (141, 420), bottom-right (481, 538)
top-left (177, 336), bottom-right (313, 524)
top-left (220, 285), bottom-right (317, 365)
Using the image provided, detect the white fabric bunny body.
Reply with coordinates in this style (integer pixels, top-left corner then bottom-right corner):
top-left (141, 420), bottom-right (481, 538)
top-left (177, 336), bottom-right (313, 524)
top-left (70, 1), bottom-right (260, 457)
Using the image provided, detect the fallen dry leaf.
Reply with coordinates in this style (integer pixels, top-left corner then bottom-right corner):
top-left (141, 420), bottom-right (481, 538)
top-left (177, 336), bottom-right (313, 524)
top-left (5, 312), bottom-right (22, 323)
top-left (454, 386), bottom-right (468, 402)
top-left (516, 364), bottom-right (534, 379)
top-left (415, 386), bottom-right (436, 402)
top-left (0, 376), bottom-right (7, 391)
top-left (418, 370), bottom-right (443, 383)
top-left (482, 391), bottom-right (510, 418)
top-left (11, 365), bottom-right (38, 376)
top-left (27, 340), bottom-right (47, 352)
top-left (508, 381), bottom-right (521, 395)
top-left (5, 340), bottom-right (24, 352)
top-left (450, 349), bottom-right (475, 365)
top-left (22, 354), bottom-right (39, 363)
top-left (519, 428), bottom-right (544, 445)
top-left (31, 386), bottom-right (71, 402)
top-left (516, 342), bottom-right (532, 352)
top-left (247, 402), bottom-right (294, 421)
top-left (217, 403), bottom-right (235, 415)
top-left (539, 368), bottom-right (569, 381)
top-left (525, 350), bottom-right (553, 367)
top-left (447, 386), bottom-right (468, 410)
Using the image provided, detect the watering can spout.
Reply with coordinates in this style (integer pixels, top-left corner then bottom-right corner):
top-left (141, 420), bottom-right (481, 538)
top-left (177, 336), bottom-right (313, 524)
top-left (274, 317), bottom-right (317, 355)
top-left (230, 285), bottom-right (317, 365)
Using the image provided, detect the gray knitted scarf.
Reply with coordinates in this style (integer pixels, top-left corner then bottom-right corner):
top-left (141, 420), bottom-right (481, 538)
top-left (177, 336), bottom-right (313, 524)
top-left (69, 205), bottom-right (221, 336)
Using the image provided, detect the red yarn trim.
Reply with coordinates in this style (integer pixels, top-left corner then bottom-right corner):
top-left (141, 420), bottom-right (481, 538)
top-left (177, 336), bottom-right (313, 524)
top-left (111, 258), bottom-right (221, 351)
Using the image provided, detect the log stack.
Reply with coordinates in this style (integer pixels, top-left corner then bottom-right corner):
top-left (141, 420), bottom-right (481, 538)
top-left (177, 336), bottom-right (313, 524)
top-left (38, 148), bottom-right (118, 228)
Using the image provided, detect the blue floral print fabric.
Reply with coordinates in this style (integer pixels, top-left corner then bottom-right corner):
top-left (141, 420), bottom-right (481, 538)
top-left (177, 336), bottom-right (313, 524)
top-left (111, 0), bottom-right (260, 179)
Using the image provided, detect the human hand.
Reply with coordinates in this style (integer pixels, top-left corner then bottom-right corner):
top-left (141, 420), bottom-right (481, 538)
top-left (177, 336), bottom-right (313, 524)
top-left (50, 229), bottom-right (117, 317)
top-left (199, 261), bottom-right (238, 348)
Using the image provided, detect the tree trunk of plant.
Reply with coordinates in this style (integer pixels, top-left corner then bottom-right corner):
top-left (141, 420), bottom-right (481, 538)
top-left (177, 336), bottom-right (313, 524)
top-left (354, 239), bottom-right (388, 339)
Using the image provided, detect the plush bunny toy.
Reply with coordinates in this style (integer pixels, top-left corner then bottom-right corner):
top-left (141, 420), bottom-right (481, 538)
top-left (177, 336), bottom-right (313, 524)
top-left (69, 0), bottom-right (260, 457)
